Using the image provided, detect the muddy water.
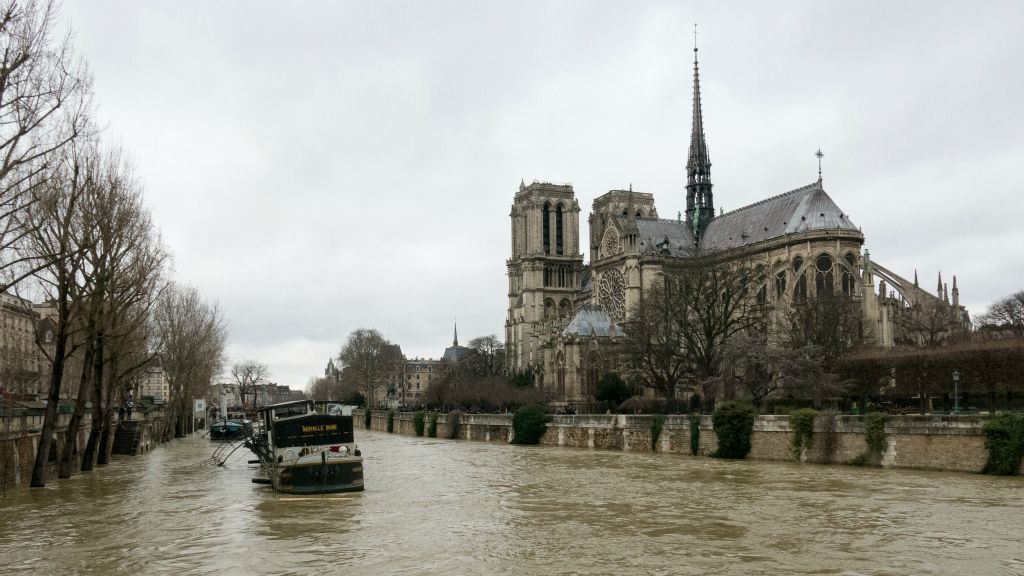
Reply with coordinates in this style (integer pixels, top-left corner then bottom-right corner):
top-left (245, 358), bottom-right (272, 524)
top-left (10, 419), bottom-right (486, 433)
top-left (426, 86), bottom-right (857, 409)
top-left (1, 431), bottom-right (1022, 575)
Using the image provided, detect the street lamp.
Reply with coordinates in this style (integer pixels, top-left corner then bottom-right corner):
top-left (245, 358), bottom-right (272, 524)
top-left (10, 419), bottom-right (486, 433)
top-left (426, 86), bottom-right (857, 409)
top-left (952, 370), bottom-right (960, 415)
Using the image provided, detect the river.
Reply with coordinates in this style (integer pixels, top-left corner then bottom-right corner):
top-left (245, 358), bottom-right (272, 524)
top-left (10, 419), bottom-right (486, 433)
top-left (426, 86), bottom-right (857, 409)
top-left (1, 431), bottom-right (1022, 575)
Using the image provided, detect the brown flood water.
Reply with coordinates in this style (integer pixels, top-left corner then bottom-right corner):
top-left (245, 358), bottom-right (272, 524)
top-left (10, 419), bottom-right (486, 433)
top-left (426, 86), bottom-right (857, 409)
top-left (1, 431), bottom-right (1022, 575)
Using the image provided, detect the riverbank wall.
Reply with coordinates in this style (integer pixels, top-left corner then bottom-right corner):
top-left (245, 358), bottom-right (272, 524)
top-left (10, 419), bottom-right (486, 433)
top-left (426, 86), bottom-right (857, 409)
top-left (361, 411), bottom-right (1021, 474)
top-left (0, 409), bottom-right (171, 490)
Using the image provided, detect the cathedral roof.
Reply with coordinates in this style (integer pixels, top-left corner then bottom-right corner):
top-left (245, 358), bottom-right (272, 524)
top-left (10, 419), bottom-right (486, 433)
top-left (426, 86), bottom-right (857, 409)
top-left (636, 218), bottom-right (696, 256)
top-left (562, 305), bottom-right (624, 338)
top-left (699, 181), bottom-right (859, 252)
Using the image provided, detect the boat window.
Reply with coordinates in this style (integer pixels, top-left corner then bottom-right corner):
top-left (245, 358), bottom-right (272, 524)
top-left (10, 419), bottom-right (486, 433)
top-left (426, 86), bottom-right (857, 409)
top-left (273, 404), bottom-right (310, 419)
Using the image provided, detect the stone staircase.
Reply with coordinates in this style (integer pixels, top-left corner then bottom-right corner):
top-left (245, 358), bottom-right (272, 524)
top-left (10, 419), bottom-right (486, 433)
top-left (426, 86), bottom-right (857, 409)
top-left (112, 420), bottom-right (145, 455)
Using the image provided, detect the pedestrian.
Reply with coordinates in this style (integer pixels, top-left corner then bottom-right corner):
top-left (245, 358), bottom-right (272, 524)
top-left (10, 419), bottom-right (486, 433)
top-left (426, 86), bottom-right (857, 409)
top-left (126, 398), bottom-right (134, 420)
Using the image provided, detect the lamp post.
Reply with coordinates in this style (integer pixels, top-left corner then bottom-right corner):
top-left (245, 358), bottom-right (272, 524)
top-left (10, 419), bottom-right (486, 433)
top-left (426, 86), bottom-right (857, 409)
top-left (952, 370), bottom-right (960, 415)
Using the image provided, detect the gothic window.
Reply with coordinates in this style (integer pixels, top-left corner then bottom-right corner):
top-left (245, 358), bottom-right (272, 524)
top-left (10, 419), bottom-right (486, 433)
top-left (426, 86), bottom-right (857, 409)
top-left (815, 254), bottom-right (834, 295)
top-left (585, 351), bottom-right (600, 398)
top-left (544, 298), bottom-right (555, 318)
top-left (841, 270), bottom-right (855, 296)
top-left (543, 202), bottom-right (551, 254)
top-left (559, 299), bottom-right (571, 317)
top-left (845, 252), bottom-right (856, 267)
top-left (598, 268), bottom-right (627, 318)
top-left (602, 227), bottom-right (620, 257)
top-left (556, 351), bottom-right (566, 398)
top-left (793, 256), bottom-right (804, 273)
top-left (775, 271), bottom-right (787, 299)
top-left (757, 284), bottom-right (768, 307)
top-left (556, 203), bottom-right (564, 255)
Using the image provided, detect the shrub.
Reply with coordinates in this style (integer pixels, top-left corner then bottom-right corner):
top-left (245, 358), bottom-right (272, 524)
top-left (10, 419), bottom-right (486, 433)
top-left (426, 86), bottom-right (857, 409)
top-left (414, 411), bottom-right (425, 437)
top-left (982, 413), bottom-right (1024, 475)
top-left (689, 414), bottom-right (701, 455)
top-left (864, 412), bottom-right (888, 454)
top-left (363, 409), bottom-right (372, 430)
top-left (447, 410), bottom-right (463, 439)
top-left (596, 373), bottom-right (631, 406)
top-left (650, 415), bottom-right (665, 451)
top-left (512, 404), bottom-right (551, 445)
top-left (790, 408), bottom-right (817, 461)
top-left (386, 410), bottom-right (395, 433)
top-left (427, 412), bottom-right (438, 438)
top-left (711, 403), bottom-right (755, 459)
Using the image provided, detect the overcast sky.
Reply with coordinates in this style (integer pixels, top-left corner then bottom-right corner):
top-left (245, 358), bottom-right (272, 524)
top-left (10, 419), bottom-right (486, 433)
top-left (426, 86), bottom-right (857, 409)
top-left (61, 1), bottom-right (1024, 389)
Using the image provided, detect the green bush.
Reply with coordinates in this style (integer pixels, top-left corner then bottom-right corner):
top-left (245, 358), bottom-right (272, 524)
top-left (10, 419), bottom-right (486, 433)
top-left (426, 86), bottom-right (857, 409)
top-left (689, 414), bottom-right (701, 455)
top-left (596, 373), bottom-right (631, 406)
top-left (864, 412), bottom-right (888, 454)
top-left (790, 408), bottom-right (817, 461)
top-left (982, 413), bottom-right (1024, 475)
top-left (849, 412), bottom-right (888, 466)
top-left (512, 404), bottom-right (551, 445)
top-left (363, 409), bottom-right (372, 430)
top-left (428, 412), bottom-right (438, 438)
top-left (650, 415), bottom-right (665, 451)
top-left (447, 410), bottom-right (463, 439)
top-left (711, 403), bottom-right (755, 459)
top-left (414, 411), bottom-right (425, 436)
top-left (386, 410), bottom-right (395, 433)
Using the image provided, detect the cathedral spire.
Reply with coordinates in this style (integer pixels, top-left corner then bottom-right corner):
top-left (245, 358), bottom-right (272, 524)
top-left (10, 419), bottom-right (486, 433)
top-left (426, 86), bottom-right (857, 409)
top-left (685, 25), bottom-right (714, 239)
top-left (453, 321), bottom-right (459, 347)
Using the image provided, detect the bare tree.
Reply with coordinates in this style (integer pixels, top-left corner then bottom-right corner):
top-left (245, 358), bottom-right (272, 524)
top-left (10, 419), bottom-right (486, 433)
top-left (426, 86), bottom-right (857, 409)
top-left (623, 257), bottom-right (765, 401)
top-left (338, 328), bottom-right (401, 409)
top-left (895, 298), bottom-right (963, 347)
top-left (976, 290), bottom-right (1024, 339)
top-left (466, 335), bottom-right (504, 377)
top-left (785, 292), bottom-right (863, 363)
top-left (230, 359), bottom-right (270, 409)
top-left (705, 334), bottom-right (837, 412)
top-left (24, 145), bottom-right (91, 487)
top-left (0, 0), bottom-right (91, 290)
top-left (153, 283), bottom-right (227, 438)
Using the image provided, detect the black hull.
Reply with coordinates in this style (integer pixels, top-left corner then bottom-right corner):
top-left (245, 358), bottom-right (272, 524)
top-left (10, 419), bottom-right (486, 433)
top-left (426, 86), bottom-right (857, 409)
top-left (275, 459), bottom-right (364, 494)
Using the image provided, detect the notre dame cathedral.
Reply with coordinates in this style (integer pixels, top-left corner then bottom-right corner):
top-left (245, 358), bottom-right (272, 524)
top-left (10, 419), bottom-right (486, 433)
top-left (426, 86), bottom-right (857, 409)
top-left (505, 46), bottom-right (969, 408)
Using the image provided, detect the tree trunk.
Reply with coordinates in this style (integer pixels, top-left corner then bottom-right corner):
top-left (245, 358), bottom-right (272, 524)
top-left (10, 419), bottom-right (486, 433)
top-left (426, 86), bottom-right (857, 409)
top-left (30, 326), bottom-right (70, 487)
top-left (58, 342), bottom-right (95, 478)
top-left (81, 332), bottom-right (105, 471)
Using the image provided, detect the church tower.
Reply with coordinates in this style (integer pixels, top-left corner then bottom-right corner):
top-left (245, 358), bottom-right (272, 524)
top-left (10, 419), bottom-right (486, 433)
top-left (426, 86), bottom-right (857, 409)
top-left (685, 42), bottom-right (715, 239)
top-left (506, 181), bottom-right (584, 375)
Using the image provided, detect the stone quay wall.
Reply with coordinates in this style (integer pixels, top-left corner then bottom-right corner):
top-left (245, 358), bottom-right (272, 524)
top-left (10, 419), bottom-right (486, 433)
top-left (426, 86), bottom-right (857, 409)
top-left (0, 412), bottom-right (95, 489)
top-left (0, 410), bottom-right (171, 489)
top-left (360, 410), bottom-right (1022, 475)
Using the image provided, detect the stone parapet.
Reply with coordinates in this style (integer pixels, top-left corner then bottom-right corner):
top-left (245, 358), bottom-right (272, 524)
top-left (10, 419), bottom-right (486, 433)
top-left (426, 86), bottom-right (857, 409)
top-left (356, 410), bottom-right (1022, 475)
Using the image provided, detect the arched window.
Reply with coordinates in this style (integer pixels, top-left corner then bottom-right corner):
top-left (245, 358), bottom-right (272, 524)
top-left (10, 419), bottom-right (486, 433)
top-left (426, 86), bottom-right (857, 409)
top-left (544, 298), bottom-right (555, 318)
top-left (543, 202), bottom-right (551, 254)
top-left (815, 254), bottom-right (834, 295)
top-left (556, 203), bottom-right (564, 255)
top-left (585, 351), bottom-right (600, 398)
top-left (775, 271), bottom-right (787, 299)
top-left (556, 351), bottom-right (566, 399)
top-left (559, 299), bottom-right (571, 317)
top-left (841, 270), bottom-right (855, 296)
top-left (793, 256), bottom-right (804, 273)
top-left (844, 253), bottom-right (856, 267)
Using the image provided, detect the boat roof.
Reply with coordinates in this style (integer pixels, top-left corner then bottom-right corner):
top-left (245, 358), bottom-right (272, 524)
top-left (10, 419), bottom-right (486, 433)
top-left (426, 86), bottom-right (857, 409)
top-left (260, 399), bottom-right (313, 412)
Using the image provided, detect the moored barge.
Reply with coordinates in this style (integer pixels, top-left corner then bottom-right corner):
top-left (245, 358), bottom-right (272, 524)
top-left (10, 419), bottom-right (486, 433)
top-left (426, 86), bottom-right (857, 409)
top-left (247, 400), bottom-right (364, 494)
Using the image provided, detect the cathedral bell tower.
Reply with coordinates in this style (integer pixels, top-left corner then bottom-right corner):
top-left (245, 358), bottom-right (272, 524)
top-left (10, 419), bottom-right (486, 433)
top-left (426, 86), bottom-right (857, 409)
top-left (506, 181), bottom-right (583, 375)
top-left (685, 41), bottom-right (715, 240)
